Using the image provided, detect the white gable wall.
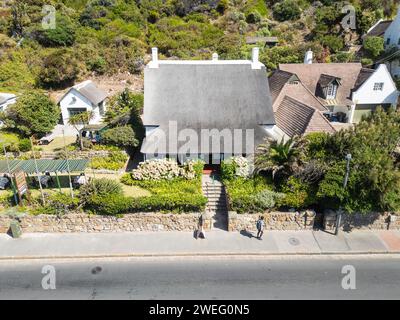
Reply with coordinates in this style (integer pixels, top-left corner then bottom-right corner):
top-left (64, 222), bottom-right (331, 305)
top-left (352, 65), bottom-right (398, 105)
top-left (0, 95), bottom-right (17, 112)
top-left (384, 7), bottom-right (400, 78)
top-left (384, 7), bottom-right (400, 48)
top-left (59, 89), bottom-right (102, 125)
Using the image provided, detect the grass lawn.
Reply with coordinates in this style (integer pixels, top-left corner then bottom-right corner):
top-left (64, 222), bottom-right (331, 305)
top-left (39, 136), bottom-right (76, 152)
top-left (0, 131), bottom-right (21, 150)
top-left (85, 171), bottom-right (151, 198)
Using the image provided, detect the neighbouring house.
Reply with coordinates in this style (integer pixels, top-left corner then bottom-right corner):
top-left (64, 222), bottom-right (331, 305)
top-left (270, 50), bottom-right (399, 134)
top-left (0, 93), bottom-right (17, 126)
top-left (0, 93), bottom-right (17, 112)
top-left (384, 6), bottom-right (400, 78)
top-left (141, 48), bottom-right (276, 164)
top-left (364, 6), bottom-right (400, 78)
top-left (58, 80), bottom-right (108, 126)
top-left (245, 36), bottom-right (279, 48)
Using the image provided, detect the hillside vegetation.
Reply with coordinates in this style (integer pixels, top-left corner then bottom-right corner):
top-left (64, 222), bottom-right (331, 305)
top-left (0, 0), bottom-right (398, 93)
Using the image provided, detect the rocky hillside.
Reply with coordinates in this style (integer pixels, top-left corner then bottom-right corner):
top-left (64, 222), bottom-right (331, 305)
top-left (0, 0), bottom-right (398, 94)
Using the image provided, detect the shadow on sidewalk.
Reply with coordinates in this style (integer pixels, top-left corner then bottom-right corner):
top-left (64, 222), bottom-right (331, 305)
top-left (240, 230), bottom-right (254, 238)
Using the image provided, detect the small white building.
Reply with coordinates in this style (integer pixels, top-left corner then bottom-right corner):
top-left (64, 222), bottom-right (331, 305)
top-left (0, 93), bottom-right (17, 112)
top-left (58, 80), bottom-right (108, 125)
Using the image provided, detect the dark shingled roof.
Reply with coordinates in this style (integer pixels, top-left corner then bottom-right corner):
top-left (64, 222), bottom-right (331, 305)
top-left (60, 80), bottom-right (108, 106)
top-left (246, 36), bottom-right (279, 45)
top-left (279, 63), bottom-right (364, 106)
top-left (365, 20), bottom-right (392, 37)
top-left (268, 69), bottom-right (298, 104)
top-left (275, 96), bottom-right (335, 137)
top-left (318, 74), bottom-right (341, 87)
top-left (353, 68), bottom-right (375, 91)
top-left (142, 62), bottom-right (275, 154)
top-left (75, 81), bottom-right (108, 105)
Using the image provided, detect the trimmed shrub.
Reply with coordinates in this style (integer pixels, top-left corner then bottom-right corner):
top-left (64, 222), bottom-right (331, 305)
top-left (121, 177), bottom-right (207, 213)
top-left (130, 159), bottom-right (204, 180)
top-left (277, 177), bottom-right (317, 210)
top-left (79, 178), bottom-right (123, 206)
top-left (101, 126), bottom-right (139, 148)
top-left (221, 156), bottom-right (251, 180)
top-left (89, 151), bottom-right (128, 171)
top-left (87, 194), bottom-right (132, 215)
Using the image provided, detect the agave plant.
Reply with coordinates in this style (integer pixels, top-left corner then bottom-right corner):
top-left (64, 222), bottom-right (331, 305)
top-left (255, 136), bottom-right (302, 180)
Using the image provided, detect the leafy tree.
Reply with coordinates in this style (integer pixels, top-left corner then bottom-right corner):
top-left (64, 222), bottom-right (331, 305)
top-left (105, 89), bottom-right (143, 122)
top-left (320, 35), bottom-right (344, 53)
top-left (39, 49), bottom-right (80, 88)
top-left (101, 126), bottom-right (139, 149)
top-left (0, 92), bottom-right (60, 137)
top-left (363, 36), bottom-right (384, 58)
top-left (317, 108), bottom-right (400, 213)
top-left (273, 0), bottom-right (301, 22)
top-left (68, 111), bottom-right (94, 150)
top-left (34, 15), bottom-right (76, 47)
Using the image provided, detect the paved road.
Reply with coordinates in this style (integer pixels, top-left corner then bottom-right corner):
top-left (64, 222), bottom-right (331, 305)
top-left (0, 256), bottom-right (399, 300)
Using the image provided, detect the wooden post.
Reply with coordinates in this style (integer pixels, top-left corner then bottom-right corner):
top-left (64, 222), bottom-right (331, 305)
top-left (30, 137), bottom-right (45, 205)
top-left (62, 129), bottom-right (74, 198)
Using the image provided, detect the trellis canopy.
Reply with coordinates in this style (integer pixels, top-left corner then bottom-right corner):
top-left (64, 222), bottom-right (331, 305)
top-left (0, 159), bottom-right (89, 174)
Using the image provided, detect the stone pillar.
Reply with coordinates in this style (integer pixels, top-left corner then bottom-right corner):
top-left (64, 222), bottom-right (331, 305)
top-left (227, 211), bottom-right (238, 232)
top-left (201, 212), bottom-right (213, 230)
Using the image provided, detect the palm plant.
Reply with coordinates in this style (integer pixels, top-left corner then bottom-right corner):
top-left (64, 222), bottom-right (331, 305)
top-left (255, 136), bottom-right (302, 180)
top-left (68, 111), bottom-right (94, 150)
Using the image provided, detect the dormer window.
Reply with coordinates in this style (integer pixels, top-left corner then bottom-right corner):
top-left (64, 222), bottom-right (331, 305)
top-left (387, 38), bottom-right (391, 45)
top-left (317, 74), bottom-right (341, 100)
top-left (326, 84), bottom-right (338, 99)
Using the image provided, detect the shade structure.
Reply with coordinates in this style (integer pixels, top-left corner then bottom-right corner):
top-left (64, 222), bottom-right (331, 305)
top-left (0, 159), bottom-right (89, 175)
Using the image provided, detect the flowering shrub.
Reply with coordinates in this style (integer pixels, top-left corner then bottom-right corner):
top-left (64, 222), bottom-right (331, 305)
top-left (130, 159), bottom-right (204, 181)
top-left (221, 156), bottom-right (252, 180)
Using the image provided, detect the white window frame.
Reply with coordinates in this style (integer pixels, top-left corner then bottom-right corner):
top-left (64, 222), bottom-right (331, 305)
top-left (326, 84), bottom-right (337, 100)
top-left (373, 82), bottom-right (384, 91)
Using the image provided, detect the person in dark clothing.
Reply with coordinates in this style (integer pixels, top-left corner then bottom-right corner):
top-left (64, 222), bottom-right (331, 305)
top-left (256, 216), bottom-right (265, 240)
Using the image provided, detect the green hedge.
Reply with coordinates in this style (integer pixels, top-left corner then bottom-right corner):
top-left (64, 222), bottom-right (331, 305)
top-left (224, 176), bottom-right (283, 213)
top-left (122, 178), bottom-right (207, 213)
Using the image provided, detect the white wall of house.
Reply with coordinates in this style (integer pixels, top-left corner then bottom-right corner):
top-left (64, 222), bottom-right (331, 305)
top-left (384, 7), bottom-right (400, 49)
top-left (350, 64), bottom-right (399, 123)
top-left (352, 64), bottom-right (398, 105)
top-left (59, 89), bottom-right (104, 125)
top-left (0, 94), bottom-right (17, 112)
top-left (386, 59), bottom-right (400, 78)
top-left (384, 7), bottom-right (400, 78)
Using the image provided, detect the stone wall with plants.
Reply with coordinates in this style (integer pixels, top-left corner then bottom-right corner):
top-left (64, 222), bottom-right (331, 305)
top-left (0, 212), bottom-right (204, 233)
top-left (323, 211), bottom-right (400, 231)
top-left (228, 210), bottom-right (316, 231)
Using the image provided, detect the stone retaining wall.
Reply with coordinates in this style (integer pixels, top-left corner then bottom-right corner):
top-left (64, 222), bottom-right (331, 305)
top-left (324, 211), bottom-right (400, 231)
top-left (228, 210), bottom-right (316, 232)
top-left (0, 212), bottom-right (205, 233)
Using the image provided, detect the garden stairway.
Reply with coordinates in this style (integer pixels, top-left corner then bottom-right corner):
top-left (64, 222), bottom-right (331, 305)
top-left (202, 174), bottom-right (228, 231)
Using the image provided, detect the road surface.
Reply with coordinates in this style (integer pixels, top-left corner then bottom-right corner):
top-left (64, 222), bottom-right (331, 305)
top-left (0, 255), bottom-right (399, 299)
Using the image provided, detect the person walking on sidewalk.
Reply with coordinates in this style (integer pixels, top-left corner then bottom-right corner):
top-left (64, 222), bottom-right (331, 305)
top-left (256, 216), bottom-right (265, 240)
top-left (197, 215), bottom-right (206, 239)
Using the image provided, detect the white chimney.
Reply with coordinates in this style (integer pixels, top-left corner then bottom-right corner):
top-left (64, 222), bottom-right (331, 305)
top-left (149, 47), bottom-right (159, 68)
top-left (252, 47), bottom-right (259, 64)
top-left (304, 49), bottom-right (313, 64)
top-left (212, 53), bottom-right (219, 61)
top-left (152, 47), bottom-right (158, 62)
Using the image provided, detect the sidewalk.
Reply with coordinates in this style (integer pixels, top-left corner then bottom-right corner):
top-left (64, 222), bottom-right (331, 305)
top-left (1, 229), bottom-right (400, 260)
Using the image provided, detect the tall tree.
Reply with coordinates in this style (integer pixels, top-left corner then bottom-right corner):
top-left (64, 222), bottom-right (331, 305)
top-left (0, 92), bottom-right (60, 137)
